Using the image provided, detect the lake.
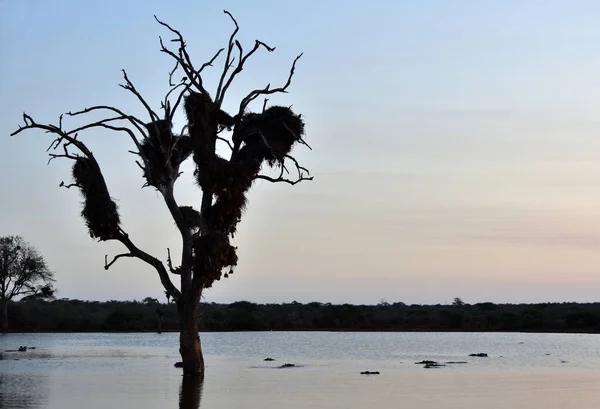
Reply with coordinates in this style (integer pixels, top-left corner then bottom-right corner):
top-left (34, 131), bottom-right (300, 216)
top-left (1, 331), bottom-right (599, 408)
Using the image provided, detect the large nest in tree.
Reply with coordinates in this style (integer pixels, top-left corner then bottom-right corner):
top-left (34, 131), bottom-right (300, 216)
top-left (194, 154), bottom-right (258, 195)
top-left (234, 106), bottom-right (305, 166)
top-left (197, 156), bottom-right (258, 236)
top-left (204, 190), bottom-right (248, 236)
top-left (178, 206), bottom-right (202, 233)
top-left (184, 92), bottom-right (234, 156)
top-left (194, 155), bottom-right (230, 192)
top-left (195, 155), bottom-right (259, 235)
top-left (72, 157), bottom-right (121, 241)
top-left (192, 232), bottom-right (238, 288)
top-left (185, 97), bottom-right (305, 238)
top-left (140, 119), bottom-right (192, 187)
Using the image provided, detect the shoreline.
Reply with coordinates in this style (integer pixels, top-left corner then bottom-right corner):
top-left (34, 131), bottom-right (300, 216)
top-left (7, 300), bottom-right (600, 335)
top-left (3, 328), bottom-right (599, 335)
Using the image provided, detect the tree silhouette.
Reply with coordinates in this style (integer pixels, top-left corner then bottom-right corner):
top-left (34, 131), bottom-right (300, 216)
top-left (143, 296), bottom-right (164, 333)
top-left (453, 297), bottom-right (465, 307)
top-left (11, 11), bottom-right (311, 377)
top-left (0, 236), bottom-right (55, 332)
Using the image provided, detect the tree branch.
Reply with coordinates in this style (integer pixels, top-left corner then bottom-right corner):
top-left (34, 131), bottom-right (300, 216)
top-left (162, 80), bottom-right (189, 122)
top-left (12, 113), bottom-right (93, 158)
top-left (104, 252), bottom-right (135, 270)
top-left (119, 69), bottom-right (160, 122)
top-left (47, 143), bottom-right (79, 165)
top-left (214, 10), bottom-right (240, 102)
top-left (11, 114), bottom-right (182, 303)
top-left (254, 174), bottom-right (313, 185)
top-left (155, 15), bottom-right (223, 97)
top-left (166, 248), bottom-right (180, 275)
top-left (237, 53), bottom-right (303, 116)
top-left (284, 154), bottom-right (311, 178)
top-left (159, 187), bottom-right (193, 294)
top-left (216, 38), bottom-right (275, 106)
top-left (254, 154), bottom-right (313, 185)
top-left (116, 231), bottom-right (181, 302)
top-left (217, 136), bottom-right (234, 151)
top-left (67, 106), bottom-right (148, 138)
top-left (59, 181), bottom-right (80, 189)
top-left (66, 115), bottom-right (146, 162)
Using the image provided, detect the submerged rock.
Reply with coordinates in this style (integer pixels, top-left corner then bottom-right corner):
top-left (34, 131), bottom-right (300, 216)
top-left (279, 363), bottom-right (295, 368)
top-left (415, 360), bottom-right (438, 365)
top-left (469, 353), bottom-right (488, 357)
top-left (445, 361), bottom-right (468, 364)
top-left (264, 357), bottom-right (276, 361)
top-left (360, 371), bottom-right (380, 375)
top-left (424, 362), bottom-right (446, 368)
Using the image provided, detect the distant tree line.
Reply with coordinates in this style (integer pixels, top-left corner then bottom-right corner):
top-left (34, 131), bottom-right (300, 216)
top-left (6, 298), bottom-right (600, 333)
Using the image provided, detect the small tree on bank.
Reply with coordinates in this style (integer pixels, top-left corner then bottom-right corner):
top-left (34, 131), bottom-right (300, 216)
top-left (11, 11), bottom-right (311, 377)
top-left (0, 236), bottom-right (55, 332)
top-left (453, 297), bottom-right (465, 307)
top-left (143, 296), bottom-right (164, 334)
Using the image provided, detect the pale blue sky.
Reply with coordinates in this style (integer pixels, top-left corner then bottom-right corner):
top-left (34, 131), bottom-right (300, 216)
top-left (2, 0), bottom-right (600, 304)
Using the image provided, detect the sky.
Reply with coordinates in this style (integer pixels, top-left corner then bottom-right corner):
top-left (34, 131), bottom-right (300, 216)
top-left (2, 1), bottom-right (600, 305)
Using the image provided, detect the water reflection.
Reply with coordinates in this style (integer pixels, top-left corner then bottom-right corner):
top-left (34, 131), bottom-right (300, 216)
top-left (179, 376), bottom-right (203, 409)
top-left (2, 332), bottom-right (600, 408)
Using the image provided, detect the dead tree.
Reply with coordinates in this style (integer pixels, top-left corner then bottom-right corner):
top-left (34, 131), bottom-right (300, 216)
top-left (11, 10), bottom-right (311, 378)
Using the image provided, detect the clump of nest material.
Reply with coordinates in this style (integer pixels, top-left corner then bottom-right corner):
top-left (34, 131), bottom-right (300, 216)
top-left (192, 232), bottom-right (238, 288)
top-left (184, 92), bottom-right (234, 157)
top-left (182, 92), bottom-right (307, 284)
top-left (140, 119), bottom-right (193, 188)
top-left (234, 105), bottom-right (305, 166)
top-left (193, 155), bottom-right (231, 192)
top-left (178, 206), bottom-right (202, 233)
top-left (206, 105), bottom-right (305, 235)
top-left (189, 102), bottom-right (305, 237)
top-left (204, 188), bottom-right (249, 236)
top-left (71, 157), bottom-right (121, 241)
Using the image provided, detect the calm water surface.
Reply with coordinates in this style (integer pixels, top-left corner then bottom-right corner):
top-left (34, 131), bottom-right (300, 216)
top-left (1, 331), bottom-right (599, 408)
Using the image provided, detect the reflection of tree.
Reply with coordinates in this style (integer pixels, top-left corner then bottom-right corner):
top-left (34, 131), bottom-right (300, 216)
top-left (179, 376), bottom-right (203, 409)
top-left (0, 372), bottom-right (50, 408)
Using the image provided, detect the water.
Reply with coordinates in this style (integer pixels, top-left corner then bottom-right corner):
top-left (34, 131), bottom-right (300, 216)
top-left (1, 331), bottom-right (599, 408)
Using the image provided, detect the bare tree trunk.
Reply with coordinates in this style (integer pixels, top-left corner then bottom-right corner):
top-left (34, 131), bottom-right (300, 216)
top-left (178, 294), bottom-right (204, 377)
top-left (1, 299), bottom-right (8, 333)
top-left (156, 307), bottom-right (164, 334)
